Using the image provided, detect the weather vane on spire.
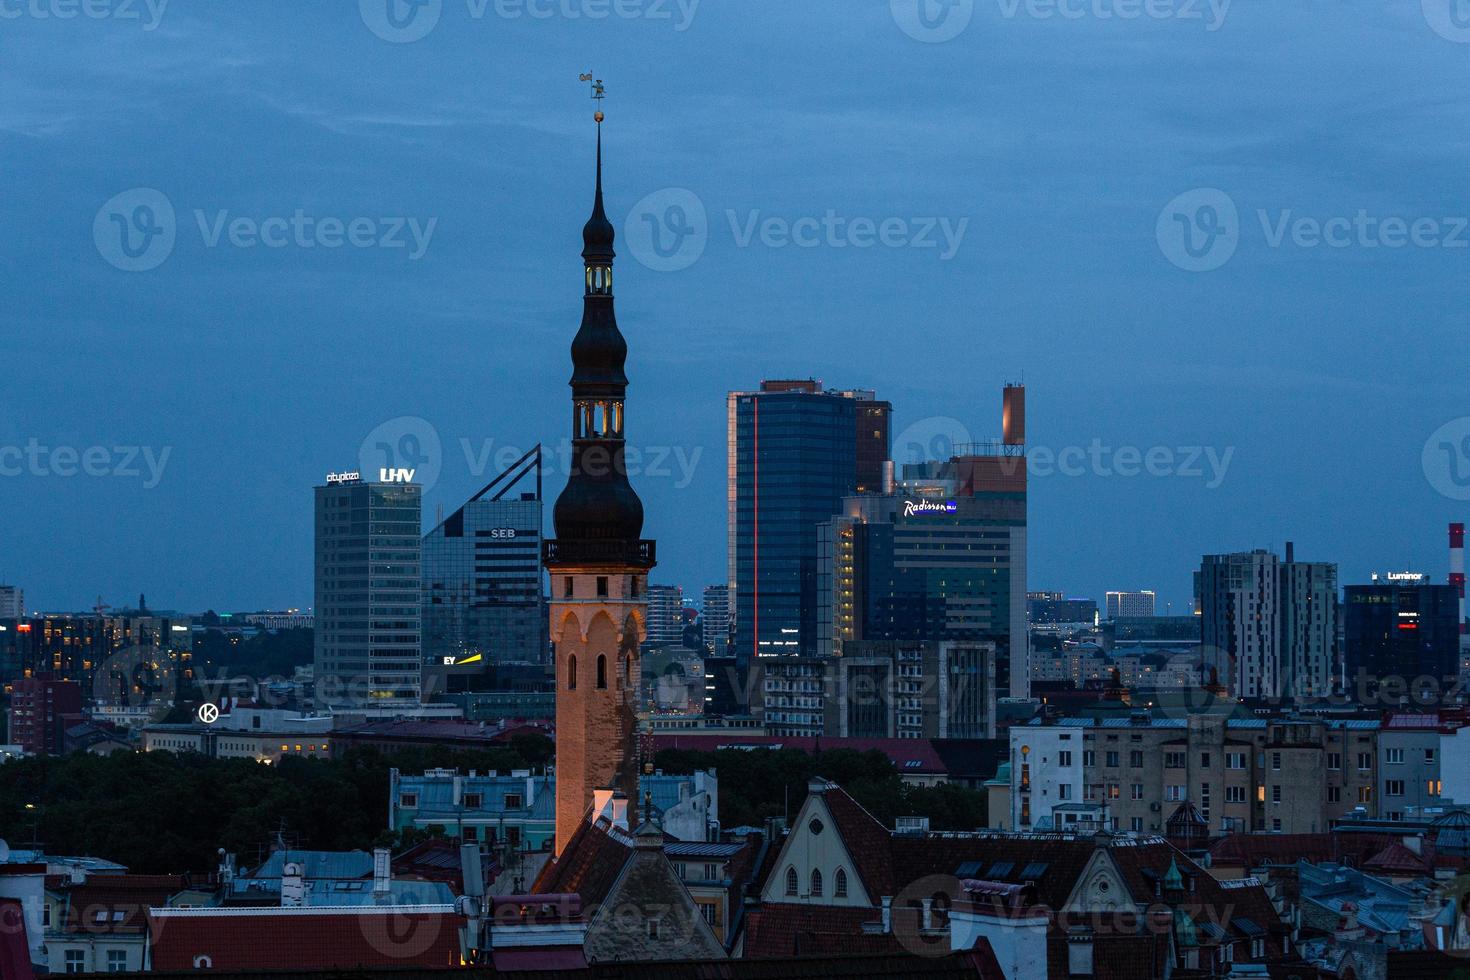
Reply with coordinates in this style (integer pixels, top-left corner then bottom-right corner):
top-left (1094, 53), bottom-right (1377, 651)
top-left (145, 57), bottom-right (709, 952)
top-left (578, 72), bottom-right (606, 123)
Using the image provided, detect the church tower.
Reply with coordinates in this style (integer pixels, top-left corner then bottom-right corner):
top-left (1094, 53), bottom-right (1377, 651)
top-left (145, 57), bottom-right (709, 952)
top-left (544, 90), bottom-right (656, 857)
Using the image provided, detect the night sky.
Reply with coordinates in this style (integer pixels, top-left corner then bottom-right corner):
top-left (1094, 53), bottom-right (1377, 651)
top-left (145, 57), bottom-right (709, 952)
top-left (3, 0), bottom-right (1468, 614)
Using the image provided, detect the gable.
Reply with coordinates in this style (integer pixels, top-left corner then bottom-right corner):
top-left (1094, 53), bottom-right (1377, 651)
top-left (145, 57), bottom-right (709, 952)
top-left (586, 844), bottom-right (724, 962)
top-left (759, 793), bottom-right (872, 907)
top-left (1063, 851), bottom-right (1134, 915)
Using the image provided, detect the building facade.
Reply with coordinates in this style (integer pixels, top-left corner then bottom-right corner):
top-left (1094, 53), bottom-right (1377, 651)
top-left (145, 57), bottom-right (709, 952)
top-left (1198, 545), bottom-right (1337, 701)
top-left (0, 586), bottom-right (22, 619)
top-left (422, 449), bottom-right (546, 697)
top-left (727, 381), bottom-right (890, 667)
top-left (313, 473), bottom-right (423, 707)
top-left (1106, 591), bottom-right (1156, 619)
top-left (1011, 715), bottom-right (1381, 836)
top-left (700, 585), bottom-right (730, 657)
top-left (1027, 593), bottom-right (1097, 625)
top-left (1345, 574), bottom-right (1462, 701)
top-left (818, 442), bottom-right (1028, 700)
top-left (644, 585), bottom-right (686, 646)
top-left (8, 676), bottom-right (82, 755)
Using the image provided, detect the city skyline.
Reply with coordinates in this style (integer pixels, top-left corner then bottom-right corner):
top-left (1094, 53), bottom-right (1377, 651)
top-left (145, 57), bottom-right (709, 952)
top-left (5, 2), bottom-right (1470, 620)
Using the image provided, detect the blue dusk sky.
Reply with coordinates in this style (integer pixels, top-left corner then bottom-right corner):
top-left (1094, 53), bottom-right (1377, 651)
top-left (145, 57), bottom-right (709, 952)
top-left (2, 0), bottom-right (1468, 614)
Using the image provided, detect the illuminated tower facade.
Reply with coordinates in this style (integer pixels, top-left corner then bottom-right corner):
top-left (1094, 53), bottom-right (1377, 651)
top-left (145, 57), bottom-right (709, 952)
top-left (543, 100), bottom-right (656, 856)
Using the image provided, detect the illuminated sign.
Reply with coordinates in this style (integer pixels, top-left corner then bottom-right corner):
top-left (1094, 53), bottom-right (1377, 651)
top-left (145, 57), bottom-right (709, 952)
top-left (903, 499), bottom-right (959, 517)
top-left (378, 467), bottom-right (416, 484)
top-left (326, 471), bottom-right (361, 485)
top-left (442, 653), bottom-right (484, 667)
top-left (488, 528), bottom-right (517, 540)
top-left (1386, 572), bottom-right (1426, 582)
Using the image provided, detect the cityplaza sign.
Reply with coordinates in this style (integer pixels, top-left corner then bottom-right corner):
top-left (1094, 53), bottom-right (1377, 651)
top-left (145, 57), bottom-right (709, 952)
top-left (902, 499), bottom-right (959, 517)
top-left (325, 470), bottom-right (360, 485)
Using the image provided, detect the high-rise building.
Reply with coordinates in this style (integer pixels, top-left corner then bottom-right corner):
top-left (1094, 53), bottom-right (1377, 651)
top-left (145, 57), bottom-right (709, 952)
top-left (1105, 591), bottom-right (1156, 619)
top-left (645, 585), bottom-right (685, 646)
top-left (1197, 544), bottom-right (1337, 701)
top-left (0, 586), bottom-right (22, 619)
top-left (313, 471), bottom-right (423, 707)
top-left (422, 448), bottom-right (546, 697)
top-left (700, 585), bottom-right (730, 656)
top-left (1344, 572), bottom-right (1460, 698)
top-left (543, 111), bottom-right (656, 855)
top-left (9, 676), bottom-right (83, 755)
top-left (727, 380), bottom-right (890, 666)
top-left (1028, 594), bottom-right (1098, 625)
top-left (817, 389), bottom-right (1028, 700)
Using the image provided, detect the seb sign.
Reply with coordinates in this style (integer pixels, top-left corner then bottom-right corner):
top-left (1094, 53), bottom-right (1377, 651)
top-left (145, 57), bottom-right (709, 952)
top-left (487, 528), bottom-right (517, 539)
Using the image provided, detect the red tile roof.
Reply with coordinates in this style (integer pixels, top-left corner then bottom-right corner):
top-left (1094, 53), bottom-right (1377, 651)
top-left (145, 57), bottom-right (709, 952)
top-left (59, 874), bottom-right (191, 936)
top-left (741, 903), bottom-right (895, 958)
top-left (146, 907), bottom-right (461, 971)
top-left (1363, 841), bottom-right (1433, 876)
top-left (531, 818), bottom-right (633, 908)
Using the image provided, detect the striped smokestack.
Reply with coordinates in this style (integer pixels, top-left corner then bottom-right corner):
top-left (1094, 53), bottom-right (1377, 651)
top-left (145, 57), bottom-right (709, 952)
top-left (1451, 522), bottom-right (1466, 635)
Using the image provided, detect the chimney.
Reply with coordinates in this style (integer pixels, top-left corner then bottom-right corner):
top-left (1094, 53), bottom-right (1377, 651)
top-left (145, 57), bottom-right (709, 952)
top-left (1451, 523), bottom-right (1465, 635)
top-left (881, 896), bottom-right (893, 933)
top-left (280, 862), bottom-right (305, 908)
top-left (1285, 541), bottom-right (1295, 564)
top-left (372, 847), bottom-right (391, 895)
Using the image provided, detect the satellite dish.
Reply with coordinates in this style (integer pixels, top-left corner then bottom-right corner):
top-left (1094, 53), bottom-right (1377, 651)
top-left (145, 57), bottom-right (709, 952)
top-left (0, 839), bottom-right (11, 863)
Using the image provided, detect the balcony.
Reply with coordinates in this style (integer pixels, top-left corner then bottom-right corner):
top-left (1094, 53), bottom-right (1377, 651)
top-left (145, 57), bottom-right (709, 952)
top-left (543, 539), bottom-right (656, 568)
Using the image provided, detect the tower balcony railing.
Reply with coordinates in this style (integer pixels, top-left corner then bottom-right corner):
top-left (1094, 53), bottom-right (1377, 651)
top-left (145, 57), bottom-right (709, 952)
top-left (543, 539), bottom-right (656, 568)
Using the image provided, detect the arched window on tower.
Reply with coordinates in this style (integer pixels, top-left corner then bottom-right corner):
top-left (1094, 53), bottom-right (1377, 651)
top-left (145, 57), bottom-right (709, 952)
top-left (811, 869), bottom-right (823, 897)
top-left (835, 868), bottom-right (848, 898)
top-left (596, 654), bottom-right (608, 690)
top-left (784, 867), bottom-right (798, 897)
top-left (567, 655), bottom-right (577, 691)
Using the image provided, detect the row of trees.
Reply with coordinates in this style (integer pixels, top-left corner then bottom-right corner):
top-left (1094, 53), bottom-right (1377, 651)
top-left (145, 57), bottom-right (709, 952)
top-left (0, 738), bottom-right (551, 874)
top-left (652, 747), bottom-right (988, 831)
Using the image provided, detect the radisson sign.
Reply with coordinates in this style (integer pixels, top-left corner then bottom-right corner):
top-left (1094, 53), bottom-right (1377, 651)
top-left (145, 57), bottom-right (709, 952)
top-left (903, 499), bottom-right (959, 517)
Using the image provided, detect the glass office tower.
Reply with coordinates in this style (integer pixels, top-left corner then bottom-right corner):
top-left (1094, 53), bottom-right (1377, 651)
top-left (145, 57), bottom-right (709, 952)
top-left (727, 381), bottom-right (889, 665)
top-left (314, 474), bottom-right (422, 706)
top-left (422, 449), bottom-right (546, 696)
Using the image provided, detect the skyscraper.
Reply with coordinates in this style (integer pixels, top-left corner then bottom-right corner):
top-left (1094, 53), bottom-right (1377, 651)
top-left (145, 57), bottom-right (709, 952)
top-left (1105, 591), bottom-right (1156, 619)
top-left (701, 584), bottom-right (730, 656)
top-left (314, 471), bottom-right (423, 707)
top-left (543, 105), bottom-right (656, 855)
top-left (817, 436), bottom-right (1029, 699)
top-left (0, 586), bottom-right (22, 619)
top-left (727, 381), bottom-right (890, 666)
top-left (421, 447), bottom-right (546, 697)
top-left (1197, 544), bottom-right (1337, 701)
top-left (644, 585), bottom-right (685, 645)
